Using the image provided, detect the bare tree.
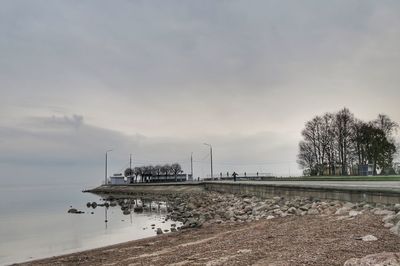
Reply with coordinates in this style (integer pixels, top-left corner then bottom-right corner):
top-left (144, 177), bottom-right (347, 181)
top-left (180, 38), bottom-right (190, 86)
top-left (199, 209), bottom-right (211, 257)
top-left (298, 108), bottom-right (398, 177)
top-left (154, 165), bottom-right (163, 181)
top-left (170, 163), bottom-right (183, 181)
top-left (374, 114), bottom-right (399, 137)
top-left (322, 113), bottom-right (337, 175)
top-left (297, 140), bottom-right (317, 175)
top-left (334, 108), bottom-right (354, 176)
top-left (133, 166), bottom-right (143, 183)
top-left (161, 164), bottom-right (172, 181)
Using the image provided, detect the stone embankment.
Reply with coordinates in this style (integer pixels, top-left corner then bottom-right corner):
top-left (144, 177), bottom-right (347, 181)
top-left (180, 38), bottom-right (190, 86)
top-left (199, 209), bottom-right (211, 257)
top-left (159, 191), bottom-right (400, 235)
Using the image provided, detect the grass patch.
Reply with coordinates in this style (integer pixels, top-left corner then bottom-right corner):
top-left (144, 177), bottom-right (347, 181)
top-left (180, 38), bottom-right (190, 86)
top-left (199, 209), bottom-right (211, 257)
top-left (277, 175), bottom-right (400, 181)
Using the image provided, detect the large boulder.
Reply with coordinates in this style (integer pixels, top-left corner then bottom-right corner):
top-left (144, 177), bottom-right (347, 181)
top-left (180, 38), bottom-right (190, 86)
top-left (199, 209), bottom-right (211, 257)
top-left (349, 210), bottom-right (362, 217)
top-left (335, 207), bottom-right (350, 216)
top-left (307, 209), bottom-right (319, 215)
top-left (373, 209), bottom-right (394, 216)
top-left (390, 221), bottom-right (400, 235)
top-left (361, 235), bottom-right (378, 242)
top-left (383, 213), bottom-right (400, 225)
top-left (344, 252), bottom-right (400, 266)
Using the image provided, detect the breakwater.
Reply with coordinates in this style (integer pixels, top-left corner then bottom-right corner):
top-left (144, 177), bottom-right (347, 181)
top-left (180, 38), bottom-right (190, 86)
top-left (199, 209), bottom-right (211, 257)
top-left (204, 181), bottom-right (400, 204)
top-left (88, 181), bottom-right (400, 205)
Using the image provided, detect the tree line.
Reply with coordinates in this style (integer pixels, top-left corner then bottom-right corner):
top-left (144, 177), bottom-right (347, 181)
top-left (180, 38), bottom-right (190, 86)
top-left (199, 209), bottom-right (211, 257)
top-left (124, 163), bottom-right (183, 182)
top-left (297, 108), bottom-right (398, 176)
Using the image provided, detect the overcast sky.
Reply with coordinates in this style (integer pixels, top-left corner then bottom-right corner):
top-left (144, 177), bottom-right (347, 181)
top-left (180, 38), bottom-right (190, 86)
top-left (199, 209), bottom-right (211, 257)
top-left (1, 0), bottom-right (400, 185)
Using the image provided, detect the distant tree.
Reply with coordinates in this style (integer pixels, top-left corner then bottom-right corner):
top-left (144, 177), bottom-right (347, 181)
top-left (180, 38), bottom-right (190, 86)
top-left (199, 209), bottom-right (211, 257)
top-left (133, 166), bottom-right (143, 183)
top-left (124, 168), bottom-right (134, 177)
top-left (298, 108), bottom-right (398, 177)
top-left (322, 113), bottom-right (337, 175)
top-left (334, 108), bottom-right (355, 175)
top-left (297, 141), bottom-right (317, 176)
top-left (301, 116), bottom-right (323, 175)
top-left (374, 114), bottom-right (399, 138)
top-left (161, 164), bottom-right (172, 181)
top-left (170, 163), bottom-right (183, 181)
top-left (373, 114), bottom-right (399, 173)
top-left (359, 123), bottom-right (396, 175)
top-left (154, 165), bottom-right (162, 181)
top-left (142, 165), bottom-right (154, 182)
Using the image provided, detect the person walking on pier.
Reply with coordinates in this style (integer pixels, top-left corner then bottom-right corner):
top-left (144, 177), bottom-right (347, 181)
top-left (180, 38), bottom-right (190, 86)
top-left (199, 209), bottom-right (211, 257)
top-left (232, 172), bottom-right (238, 182)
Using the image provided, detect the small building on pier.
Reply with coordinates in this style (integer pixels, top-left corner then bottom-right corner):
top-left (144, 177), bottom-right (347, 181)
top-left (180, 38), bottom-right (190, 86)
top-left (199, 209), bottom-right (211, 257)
top-left (109, 173), bottom-right (126, 185)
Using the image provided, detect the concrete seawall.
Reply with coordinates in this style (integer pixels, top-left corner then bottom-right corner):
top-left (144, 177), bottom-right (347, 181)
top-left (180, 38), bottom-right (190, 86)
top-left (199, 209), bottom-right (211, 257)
top-left (204, 181), bottom-right (400, 204)
top-left (86, 183), bottom-right (204, 195)
top-left (86, 181), bottom-right (400, 204)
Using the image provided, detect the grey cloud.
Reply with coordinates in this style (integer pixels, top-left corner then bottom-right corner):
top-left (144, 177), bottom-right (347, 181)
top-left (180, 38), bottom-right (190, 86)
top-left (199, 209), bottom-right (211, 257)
top-left (0, 114), bottom-right (299, 185)
top-left (1, 1), bottom-right (400, 184)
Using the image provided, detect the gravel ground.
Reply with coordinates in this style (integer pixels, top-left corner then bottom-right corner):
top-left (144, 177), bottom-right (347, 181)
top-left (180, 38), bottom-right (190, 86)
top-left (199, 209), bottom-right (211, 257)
top-left (16, 213), bottom-right (400, 266)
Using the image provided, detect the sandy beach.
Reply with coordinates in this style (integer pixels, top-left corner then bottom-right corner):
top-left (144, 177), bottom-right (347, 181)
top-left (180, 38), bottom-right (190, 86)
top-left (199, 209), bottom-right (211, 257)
top-left (16, 212), bottom-right (400, 266)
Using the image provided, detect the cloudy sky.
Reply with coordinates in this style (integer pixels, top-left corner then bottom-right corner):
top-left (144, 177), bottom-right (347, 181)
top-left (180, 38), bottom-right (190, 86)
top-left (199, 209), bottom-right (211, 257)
top-left (1, 0), bottom-right (400, 185)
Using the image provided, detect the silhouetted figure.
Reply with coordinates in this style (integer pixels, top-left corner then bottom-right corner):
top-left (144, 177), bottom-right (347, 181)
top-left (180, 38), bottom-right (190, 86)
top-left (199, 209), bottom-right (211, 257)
top-left (232, 172), bottom-right (238, 182)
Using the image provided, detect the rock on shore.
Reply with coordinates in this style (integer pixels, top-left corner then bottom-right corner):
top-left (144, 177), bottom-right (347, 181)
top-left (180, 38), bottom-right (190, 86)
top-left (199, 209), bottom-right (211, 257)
top-left (344, 252), bottom-right (400, 265)
top-left (103, 189), bottom-right (400, 237)
top-left (156, 191), bottom-right (398, 231)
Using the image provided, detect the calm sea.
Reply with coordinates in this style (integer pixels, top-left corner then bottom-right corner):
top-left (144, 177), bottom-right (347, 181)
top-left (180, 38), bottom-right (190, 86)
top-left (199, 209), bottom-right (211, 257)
top-left (0, 182), bottom-right (176, 265)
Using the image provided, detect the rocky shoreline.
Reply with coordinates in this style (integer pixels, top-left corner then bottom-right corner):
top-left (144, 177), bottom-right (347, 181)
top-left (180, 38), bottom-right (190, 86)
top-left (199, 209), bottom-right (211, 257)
top-left (111, 190), bottom-right (400, 236)
top-left (19, 189), bottom-right (400, 265)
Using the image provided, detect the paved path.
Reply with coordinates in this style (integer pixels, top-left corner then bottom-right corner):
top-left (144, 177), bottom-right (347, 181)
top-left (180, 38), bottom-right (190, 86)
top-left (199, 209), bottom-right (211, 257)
top-left (208, 180), bottom-right (400, 192)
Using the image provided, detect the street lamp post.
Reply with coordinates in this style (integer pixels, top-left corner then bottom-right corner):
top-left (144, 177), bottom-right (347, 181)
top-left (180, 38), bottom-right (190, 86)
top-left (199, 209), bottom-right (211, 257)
top-left (105, 149), bottom-right (113, 185)
top-left (203, 143), bottom-right (213, 180)
top-left (190, 152), bottom-right (194, 181)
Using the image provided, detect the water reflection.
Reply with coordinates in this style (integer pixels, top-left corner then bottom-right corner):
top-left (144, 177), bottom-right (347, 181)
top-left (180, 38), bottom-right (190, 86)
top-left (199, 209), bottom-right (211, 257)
top-left (0, 186), bottom-right (181, 265)
top-left (85, 195), bottom-right (177, 232)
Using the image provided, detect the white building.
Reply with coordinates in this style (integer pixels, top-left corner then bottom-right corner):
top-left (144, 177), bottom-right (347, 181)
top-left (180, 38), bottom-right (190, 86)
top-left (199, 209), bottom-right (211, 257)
top-left (109, 173), bottom-right (126, 185)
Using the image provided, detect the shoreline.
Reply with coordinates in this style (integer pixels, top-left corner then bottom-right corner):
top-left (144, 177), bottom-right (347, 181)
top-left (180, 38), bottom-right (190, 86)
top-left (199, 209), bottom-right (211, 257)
top-left (15, 213), bottom-right (400, 266)
top-left (14, 188), bottom-right (400, 265)
top-left (12, 233), bottom-right (162, 266)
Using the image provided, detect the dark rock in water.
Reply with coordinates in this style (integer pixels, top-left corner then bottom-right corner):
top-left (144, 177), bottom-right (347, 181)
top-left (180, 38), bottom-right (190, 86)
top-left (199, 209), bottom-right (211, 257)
top-left (134, 206), bottom-right (143, 212)
top-left (110, 202), bottom-right (117, 207)
top-left (91, 212), bottom-right (94, 214)
top-left (68, 208), bottom-right (84, 214)
top-left (164, 229), bottom-right (169, 233)
top-left (156, 228), bottom-right (163, 235)
top-left (86, 202), bottom-right (92, 208)
top-left (104, 202), bottom-right (110, 208)
top-left (91, 202), bottom-right (97, 209)
top-left (107, 196), bottom-right (115, 201)
top-left (68, 208), bottom-right (78, 213)
top-left (123, 210), bottom-right (131, 215)
top-left (171, 228), bottom-right (177, 232)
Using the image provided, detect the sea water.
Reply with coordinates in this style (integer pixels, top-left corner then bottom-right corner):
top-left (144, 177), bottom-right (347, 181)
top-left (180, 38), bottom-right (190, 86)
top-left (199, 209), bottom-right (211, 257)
top-left (0, 183), bottom-right (176, 265)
